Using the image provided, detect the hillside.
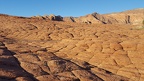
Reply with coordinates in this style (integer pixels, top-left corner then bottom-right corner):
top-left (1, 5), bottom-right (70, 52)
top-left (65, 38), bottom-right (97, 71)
top-left (65, 8), bottom-right (144, 25)
top-left (32, 8), bottom-right (144, 25)
top-left (0, 9), bottom-right (144, 81)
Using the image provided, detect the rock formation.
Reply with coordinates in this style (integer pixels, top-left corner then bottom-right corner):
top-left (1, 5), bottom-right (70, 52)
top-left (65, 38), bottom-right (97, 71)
top-left (30, 8), bottom-right (144, 25)
top-left (104, 8), bottom-right (144, 25)
top-left (125, 15), bottom-right (131, 24)
top-left (31, 14), bottom-right (63, 21)
top-left (0, 8), bottom-right (144, 81)
top-left (63, 17), bottom-right (75, 22)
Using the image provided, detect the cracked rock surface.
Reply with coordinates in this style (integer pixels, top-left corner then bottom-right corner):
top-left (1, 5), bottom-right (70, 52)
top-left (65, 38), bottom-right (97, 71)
top-left (0, 14), bottom-right (144, 81)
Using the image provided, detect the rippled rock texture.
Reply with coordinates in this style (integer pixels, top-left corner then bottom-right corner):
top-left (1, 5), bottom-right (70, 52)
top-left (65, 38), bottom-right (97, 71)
top-left (0, 12), bottom-right (144, 81)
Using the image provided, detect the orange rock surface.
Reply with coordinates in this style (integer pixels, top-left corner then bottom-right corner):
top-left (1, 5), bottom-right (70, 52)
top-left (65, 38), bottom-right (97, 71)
top-left (0, 9), bottom-right (144, 81)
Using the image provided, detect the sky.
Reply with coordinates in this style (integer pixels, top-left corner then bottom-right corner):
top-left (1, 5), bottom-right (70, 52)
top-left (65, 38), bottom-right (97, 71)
top-left (0, 0), bottom-right (144, 17)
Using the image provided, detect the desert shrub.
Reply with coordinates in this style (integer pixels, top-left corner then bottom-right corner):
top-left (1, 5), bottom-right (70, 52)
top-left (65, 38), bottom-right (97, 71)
top-left (142, 20), bottom-right (144, 26)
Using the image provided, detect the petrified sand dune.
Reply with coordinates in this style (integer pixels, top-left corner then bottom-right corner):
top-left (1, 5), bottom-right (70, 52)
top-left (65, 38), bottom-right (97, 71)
top-left (0, 8), bottom-right (144, 81)
top-left (30, 8), bottom-right (144, 25)
top-left (73, 8), bottom-right (144, 25)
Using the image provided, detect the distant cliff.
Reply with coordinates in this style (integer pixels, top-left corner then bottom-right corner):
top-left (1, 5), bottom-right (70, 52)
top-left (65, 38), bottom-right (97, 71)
top-left (29, 8), bottom-right (144, 25)
top-left (63, 8), bottom-right (144, 25)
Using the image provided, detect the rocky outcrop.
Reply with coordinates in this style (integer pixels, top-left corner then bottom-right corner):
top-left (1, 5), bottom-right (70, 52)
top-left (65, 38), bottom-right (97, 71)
top-left (0, 11), bottom-right (144, 81)
top-left (74, 13), bottom-right (103, 24)
top-left (63, 17), bottom-right (75, 22)
top-left (66, 8), bottom-right (144, 25)
top-left (125, 15), bottom-right (131, 24)
top-left (72, 8), bottom-right (144, 25)
top-left (104, 8), bottom-right (144, 25)
top-left (30, 8), bottom-right (144, 25)
top-left (31, 14), bottom-right (63, 21)
top-left (48, 14), bottom-right (63, 21)
top-left (0, 41), bottom-right (36, 81)
top-left (0, 37), bottom-right (128, 81)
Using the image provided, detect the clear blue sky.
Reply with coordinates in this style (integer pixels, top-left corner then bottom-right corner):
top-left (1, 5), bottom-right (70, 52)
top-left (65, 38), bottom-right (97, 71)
top-left (0, 0), bottom-right (144, 17)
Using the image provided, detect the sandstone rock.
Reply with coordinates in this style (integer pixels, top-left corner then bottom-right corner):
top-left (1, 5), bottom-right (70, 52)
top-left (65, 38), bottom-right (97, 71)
top-left (117, 64), bottom-right (140, 81)
top-left (111, 54), bottom-right (132, 67)
top-left (19, 61), bottom-right (48, 77)
top-left (0, 12), bottom-right (144, 81)
top-left (63, 17), bottom-right (75, 22)
top-left (137, 43), bottom-right (144, 51)
top-left (56, 72), bottom-right (79, 81)
top-left (91, 68), bottom-right (129, 81)
top-left (36, 75), bottom-right (59, 81)
top-left (48, 59), bottom-right (81, 74)
top-left (15, 77), bottom-right (33, 81)
top-left (48, 14), bottom-right (63, 21)
top-left (128, 51), bottom-right (144, 64)
top-left (120, 41), bottom-right (137, 51)
top-left (110, 42), bottom-right (123, 50)
top-left (0, 46), bottom-right (35, 80)
top-left (72, 70), bottom-right (103, 81)
top-left (0, 42), bottom-right (5, 46)
top-left (89, 52), bottom-right (110, 66)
